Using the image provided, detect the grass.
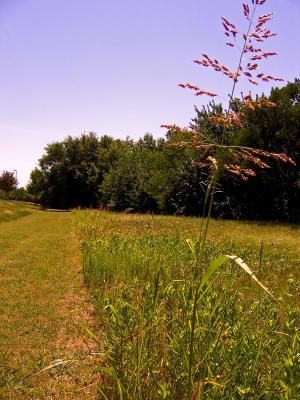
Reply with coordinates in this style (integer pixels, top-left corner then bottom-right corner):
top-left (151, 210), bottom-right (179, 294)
top-left (0, 200), bottom-right (32, 223)
top-left (1, 202), bottom-right (299, 398)
top-left (74, 210), bottom-right (300, 399)
top-left (0, 200), bottom-right (99, 399)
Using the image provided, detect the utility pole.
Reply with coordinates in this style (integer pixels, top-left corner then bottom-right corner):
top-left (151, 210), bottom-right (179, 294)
top-left (13, 170), bottom-right (18, 185)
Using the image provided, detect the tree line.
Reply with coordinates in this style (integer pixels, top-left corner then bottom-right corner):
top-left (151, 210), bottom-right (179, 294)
top-left (27, 80), bottom-right (300, 221)
top-left (0, 171), bottom-right (30, 201)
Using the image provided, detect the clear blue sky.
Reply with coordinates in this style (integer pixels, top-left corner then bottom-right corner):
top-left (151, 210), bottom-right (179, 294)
top-left (0, 0), bottom-right (299, 186)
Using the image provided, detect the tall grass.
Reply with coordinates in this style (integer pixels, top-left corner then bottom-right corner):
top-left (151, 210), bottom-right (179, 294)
top-left (74, 210), bottom-right (300, 399)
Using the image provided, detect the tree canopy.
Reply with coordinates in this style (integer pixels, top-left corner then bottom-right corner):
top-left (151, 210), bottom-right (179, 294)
top-left (27, 80), bottom-right (300, 221)
top-left (0, 171), bottom-right (18, 192)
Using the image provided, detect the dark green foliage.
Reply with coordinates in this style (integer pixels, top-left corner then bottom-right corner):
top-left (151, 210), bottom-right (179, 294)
top-left (28, 133), bottom-right (127, 209)
top-left (0, 171), bottom-right (17, 192)
top-left (101, 153), bottom-right (150, 212)
top-left (215, 80), bottom-right (300, 221)
top-left (0, 188), bottom-right (32, 202)
top-left (0, 172), bottom-right (31, 202)
top-left (28, 81), bottom-right (300, 220)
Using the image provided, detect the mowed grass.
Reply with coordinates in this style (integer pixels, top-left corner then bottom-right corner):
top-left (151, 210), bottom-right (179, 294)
top-left (0, 200), bottom-right (32, 223)
top-left (0, 201), bottom-right (99, 400)
top-left (75, 210), bottom-right (300, 399)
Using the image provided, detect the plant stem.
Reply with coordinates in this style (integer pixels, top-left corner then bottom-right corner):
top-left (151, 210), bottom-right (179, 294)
top-left (227, 4), bottom-right (257, 113)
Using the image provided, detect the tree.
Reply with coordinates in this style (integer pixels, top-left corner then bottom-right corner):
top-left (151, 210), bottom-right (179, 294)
top-left (161, 0), bottom-right (296, 235)
top-left (27, 168), bottom-right (47, 204)
top-left (28, 133), bottom-right (109, 209)
top-left (189, 80), bottom-right (300, 220)
top-left (27, 78), bottom-right (299, 220)
top-left (0, 171), bottom-right (18, 192)
top-left (100, 135), bottom-right (159, 212)
top-left (231, 79), bottom-right (300, 220)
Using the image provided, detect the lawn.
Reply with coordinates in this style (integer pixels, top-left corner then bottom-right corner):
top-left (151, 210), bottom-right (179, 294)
top-left (0, 201), bottom-right (99, 400)
top-left (0, 200), bottom-right (32, 223)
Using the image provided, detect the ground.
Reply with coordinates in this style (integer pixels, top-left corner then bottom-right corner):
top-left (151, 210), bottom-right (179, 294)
top-left (0, 202), bottom-right (100, 400)
top-left (1, 201), bottom-right (299, 399)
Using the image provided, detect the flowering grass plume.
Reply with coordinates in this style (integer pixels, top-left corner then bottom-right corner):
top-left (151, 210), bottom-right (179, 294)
top-left (162, 0), bottom-right (295, 180)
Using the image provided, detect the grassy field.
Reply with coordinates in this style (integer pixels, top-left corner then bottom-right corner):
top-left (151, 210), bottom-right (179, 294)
top-left (0, 201), bottom-right (99, 400)
top-left (1, 202), bottom-right (299, 399)
top-left (0, 201), bottom-right (32, 223)
top-left (75, 210), bottom-right (300, 399)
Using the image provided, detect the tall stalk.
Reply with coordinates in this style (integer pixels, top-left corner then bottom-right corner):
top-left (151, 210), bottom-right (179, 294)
top-left (162, 1), bottom-right (293, 394)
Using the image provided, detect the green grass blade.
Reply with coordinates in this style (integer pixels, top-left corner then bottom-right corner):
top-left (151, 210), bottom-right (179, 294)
top-left (199, 255), bottom-right (228, 290)
top-left (226, 255), bottom-right (275, 299)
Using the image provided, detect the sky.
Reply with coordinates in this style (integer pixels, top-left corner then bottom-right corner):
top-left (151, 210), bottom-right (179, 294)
top-left (0, 0), bottom-right (299, 187)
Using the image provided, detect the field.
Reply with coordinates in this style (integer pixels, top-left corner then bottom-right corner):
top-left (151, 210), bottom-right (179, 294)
top-left (0, 201), bottom-right (299, 399)
top-left (75, 210), bottom-right (300, 399)
top-left (0, 201), bottom-right (99, 400)
top-left (0, 201), bottom-right (31, 223)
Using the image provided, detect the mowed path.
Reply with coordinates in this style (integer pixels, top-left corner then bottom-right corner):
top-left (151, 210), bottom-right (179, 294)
top-left (0, 206), bottom-right (99, 399)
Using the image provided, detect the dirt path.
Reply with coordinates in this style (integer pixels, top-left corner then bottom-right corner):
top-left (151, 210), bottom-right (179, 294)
top-left (0, 207), bottom-right (99, 399)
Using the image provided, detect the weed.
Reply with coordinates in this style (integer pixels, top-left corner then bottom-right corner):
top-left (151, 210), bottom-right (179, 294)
top-left (75, 210), bottom-right (300, 399)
